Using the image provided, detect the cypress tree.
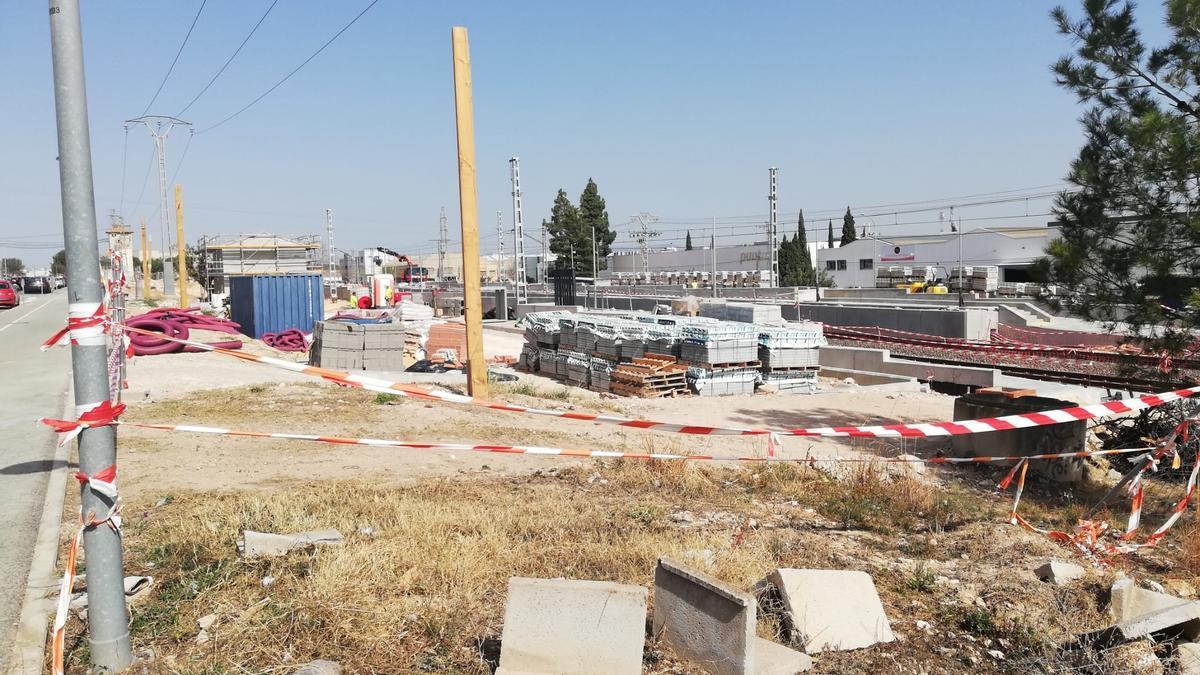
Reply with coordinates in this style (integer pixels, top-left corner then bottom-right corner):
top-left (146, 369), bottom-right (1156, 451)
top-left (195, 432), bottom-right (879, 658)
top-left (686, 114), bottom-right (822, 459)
top-left (778, 233), bottom-right (793, 286)
top-left (827, 220), bottom-right (834, 248)
top-left (795, 210), bottom-right (813, 285)
top-left (841, 207), bottom-right (858, 246)
top-left (685, 231), bottom-right (693, 251)
top-left (546, 189), bottom-right (581, 274)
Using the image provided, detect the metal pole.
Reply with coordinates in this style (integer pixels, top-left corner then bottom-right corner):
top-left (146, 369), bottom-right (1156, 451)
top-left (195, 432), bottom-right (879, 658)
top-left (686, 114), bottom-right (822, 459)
top-left (768, 167), bottom-right (778, 287)
top-left (496, 209), bottom-right (504, 283)
top-left (153, 133), bottom-right (174, 297)
top-left (47, 1), bottom-right (132, 670)
top-left (591, 223), bottom-right (597, 307)
top-left (325, 208), bottom-right (334, 281)
top-left (509, 157), bottom-right (527, 303)
top-left (958, 215), bottom-right (965, 307)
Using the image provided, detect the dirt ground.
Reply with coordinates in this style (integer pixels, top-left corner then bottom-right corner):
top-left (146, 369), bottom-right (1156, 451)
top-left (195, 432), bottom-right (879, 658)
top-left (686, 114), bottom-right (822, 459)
top-left (60, 313), bottom-right (1200, 673)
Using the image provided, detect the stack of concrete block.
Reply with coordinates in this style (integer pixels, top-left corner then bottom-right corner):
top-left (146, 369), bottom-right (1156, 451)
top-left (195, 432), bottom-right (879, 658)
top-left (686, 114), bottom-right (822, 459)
top-left (589, 356), bottom-right (614, 392)
top-left (363, 323), bottom-right (409, 371)
top-left (686, 365), bottom-right (759, 396)
top-left (701, 300), bottom-right (783, 325)
top-left (758, 322), bottom-right (824, 394)
top-left (310, 321), bottom-right (365, 371)
top-left (971, 265), bottom-right (999, 292)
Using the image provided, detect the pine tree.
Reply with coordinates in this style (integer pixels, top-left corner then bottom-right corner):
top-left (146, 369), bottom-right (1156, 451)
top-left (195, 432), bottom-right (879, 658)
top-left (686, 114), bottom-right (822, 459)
top-left (827, 220), bottom-right (834, 248)
top-left (578, 178), bottom-right (615, 275)
top-left (795, 209), bottom-right (813, 285)
top-left (840, 207), bottom-right (857, 246)
top-left (1039, 0), bottom-right (1200, 360)
top-left (685, 231), bottom-right (693, 251)
top-left (545, 189), bottom-right (582, 274)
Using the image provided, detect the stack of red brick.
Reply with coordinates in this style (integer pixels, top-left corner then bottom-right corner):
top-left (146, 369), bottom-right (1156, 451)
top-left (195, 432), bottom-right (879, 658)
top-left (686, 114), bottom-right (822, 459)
top-left (426, 322), bottom-right (468, 361)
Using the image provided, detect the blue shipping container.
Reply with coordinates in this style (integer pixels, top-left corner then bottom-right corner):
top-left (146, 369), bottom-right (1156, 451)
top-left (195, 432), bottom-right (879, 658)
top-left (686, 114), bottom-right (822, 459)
top-left (229, 274), bottom-right (323, 339)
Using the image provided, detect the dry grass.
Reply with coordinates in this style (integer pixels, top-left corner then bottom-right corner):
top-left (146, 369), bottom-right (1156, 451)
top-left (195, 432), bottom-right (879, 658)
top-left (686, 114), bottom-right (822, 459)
top-left (56, 457), bottom-right (1136, 674)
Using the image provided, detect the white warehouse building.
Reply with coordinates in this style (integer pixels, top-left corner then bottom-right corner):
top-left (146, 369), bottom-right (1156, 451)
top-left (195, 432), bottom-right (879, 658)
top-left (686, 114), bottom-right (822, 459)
top-left (815, 226), bottom-right (1059, 288)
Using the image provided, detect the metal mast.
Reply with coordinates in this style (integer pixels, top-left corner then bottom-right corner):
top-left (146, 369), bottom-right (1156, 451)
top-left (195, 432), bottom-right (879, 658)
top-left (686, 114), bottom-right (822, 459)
top-left (509, 157), bottom-right (528, 303)
top-left (768, 167), bottom-right (779, 287)
top-left (630, 212), bottom-right (660, 278)
top-left (496, 210), bottom-right (504, 282)
top-left (126, 116), bottom-right (189, 297)
top-left (325, 208), bottom-right (335, 281)
top-left (437, 206), bottom-right (447, 281)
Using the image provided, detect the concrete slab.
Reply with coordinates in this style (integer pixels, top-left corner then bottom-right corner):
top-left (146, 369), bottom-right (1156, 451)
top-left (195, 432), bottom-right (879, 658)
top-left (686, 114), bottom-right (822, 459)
top-left (1112, 577), bottom-right (1192, 622)
top-left (239, 529), bottom-right (344, 558)
top-left (653, 558), bottom-right (810, 674)
top-left (1087, 602), bottom-right (1200, 647)
top-left (497, 577), bottom-right (647, 675)
top-left (762, 569), bottom-right (894, 653)
top-left (653, 557), bottom-right (754, 674)
top-left (1035, 560), bottom-right (1085, 586)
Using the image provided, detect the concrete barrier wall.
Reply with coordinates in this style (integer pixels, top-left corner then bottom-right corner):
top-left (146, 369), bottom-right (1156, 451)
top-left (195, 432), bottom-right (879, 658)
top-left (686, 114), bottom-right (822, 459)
top-left (819, 345), bottom-right (997, 387)
top-left (790, 303), bottom-right (997, 340)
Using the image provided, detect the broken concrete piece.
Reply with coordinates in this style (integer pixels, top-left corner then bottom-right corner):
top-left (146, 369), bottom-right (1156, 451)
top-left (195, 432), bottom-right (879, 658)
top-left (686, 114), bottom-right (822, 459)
top-left (1178, 643), bottom-right (1200, 675)
top-left (752, 637), bottom-right (813, 674)
top-left (496, 577), bottom-right (646, 675)
top-left (197, 613), bottom-right (217, 630)
top-left (1086, 602), bottom-right (1200, 647)
top-left (294, 660), bottom-right (342, 675)
top-left (1112, 577), bottom-right (1192, 623)
top-left (653, 557), bottom-right (811, 674)
top-left (239, 529), bottom-right (344, 558)
top-left (1034, 560), bottom-right (1084, 585)
top-left (759, 568), bottom-right (895, 653)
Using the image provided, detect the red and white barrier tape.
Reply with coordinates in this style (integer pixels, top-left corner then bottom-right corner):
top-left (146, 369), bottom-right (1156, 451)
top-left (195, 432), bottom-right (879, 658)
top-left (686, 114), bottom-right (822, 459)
top-left (42, 301), bottom-right (110, 351)
top-left (40, 401), bottom-right (126, 446)
top-left (109, 321), bottom-right (1200, 439)
top-left (90, 418), bottom-right (1154, 466)
top-left (51, 464), bottom-right (121, 675)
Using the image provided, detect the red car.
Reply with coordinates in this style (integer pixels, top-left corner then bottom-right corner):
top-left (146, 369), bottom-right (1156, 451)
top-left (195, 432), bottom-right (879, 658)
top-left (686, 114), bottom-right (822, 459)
top-left (0, 280), bottom-right (18, 308)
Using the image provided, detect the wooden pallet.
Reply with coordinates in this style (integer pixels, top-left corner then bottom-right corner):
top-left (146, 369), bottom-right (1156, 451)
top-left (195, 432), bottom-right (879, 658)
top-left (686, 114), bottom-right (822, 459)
top-left (684, 360), bottom-right (762, 371)
top-left (611, 381), bottom-right (688, 398)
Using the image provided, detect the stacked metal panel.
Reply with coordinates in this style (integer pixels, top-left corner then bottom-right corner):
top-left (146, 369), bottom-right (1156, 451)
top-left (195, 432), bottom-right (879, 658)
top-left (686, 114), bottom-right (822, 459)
top-left (557, 317), bottom-right (578, 352)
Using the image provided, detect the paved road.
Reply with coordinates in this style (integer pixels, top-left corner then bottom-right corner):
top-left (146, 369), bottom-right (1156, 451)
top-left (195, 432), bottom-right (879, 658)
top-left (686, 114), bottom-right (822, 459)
top-left (0, 290), bottom-right (71, 667)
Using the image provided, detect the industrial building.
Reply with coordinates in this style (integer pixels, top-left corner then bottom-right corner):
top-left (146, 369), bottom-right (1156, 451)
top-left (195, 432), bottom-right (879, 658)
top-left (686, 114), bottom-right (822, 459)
top-left (814, 226), bottom-right (1058, 289)
top-left (198, 234), bottom-right (322, 294)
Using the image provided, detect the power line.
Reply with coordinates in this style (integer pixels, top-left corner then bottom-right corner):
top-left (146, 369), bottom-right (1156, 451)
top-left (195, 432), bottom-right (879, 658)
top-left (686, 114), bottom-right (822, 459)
top-left (196, 0), bottom-right (380, 134)
top-left (176, 0), bottom-right (281, 116)
top-left (141, 0), bottom-right (208, 116)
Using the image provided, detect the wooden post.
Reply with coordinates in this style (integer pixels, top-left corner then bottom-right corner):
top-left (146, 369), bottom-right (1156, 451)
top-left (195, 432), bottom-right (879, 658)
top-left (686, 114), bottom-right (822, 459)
top-left (451, 26), bottom-right (487, 397)
top-left (139, 217), bottom-right (151, 300)
top-left (175, 183), bottom-right (188, 308)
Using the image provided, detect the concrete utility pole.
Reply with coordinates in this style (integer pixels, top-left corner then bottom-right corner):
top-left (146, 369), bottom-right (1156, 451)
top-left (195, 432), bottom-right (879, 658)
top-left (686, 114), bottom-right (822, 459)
top-left (630, 212), bottom-right (660, 279)
top-left (437, 206), bottom-right (448, 282)
top-left (48, 1), bottom-right (132, 670)
top-left (768, 167), bottom-right (779, 287)
top-left (174, 184), bottom-right (187, 307)
top-left (509, 157), bottom-right (528, 303)
top-left (125, 116), bottom-right (189, 299)
top-left (451, 26), bottom-right (487, 397)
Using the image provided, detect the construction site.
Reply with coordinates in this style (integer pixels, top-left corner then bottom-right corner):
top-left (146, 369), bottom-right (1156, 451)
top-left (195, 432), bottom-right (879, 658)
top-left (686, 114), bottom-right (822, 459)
top-left (10, 2), bottom-right (1200, 675)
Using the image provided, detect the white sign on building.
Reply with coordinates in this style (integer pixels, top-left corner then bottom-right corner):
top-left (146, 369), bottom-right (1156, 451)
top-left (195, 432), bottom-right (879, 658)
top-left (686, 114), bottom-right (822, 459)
top-left (878, 243), bottom-right (916, 262)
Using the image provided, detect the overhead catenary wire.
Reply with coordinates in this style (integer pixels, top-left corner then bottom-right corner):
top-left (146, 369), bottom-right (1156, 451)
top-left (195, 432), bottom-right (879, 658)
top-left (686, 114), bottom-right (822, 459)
top-left (196, 0), bottom-right (380, 134)
top-left (141, 0), bottom-right (209, 116)
top-left (176, 0), bottom-right (281, 117)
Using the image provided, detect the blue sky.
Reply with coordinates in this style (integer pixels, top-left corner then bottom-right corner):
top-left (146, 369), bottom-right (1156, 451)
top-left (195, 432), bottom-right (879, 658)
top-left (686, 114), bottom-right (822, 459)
top-left (0, 1), bottom-right (1173, 266)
